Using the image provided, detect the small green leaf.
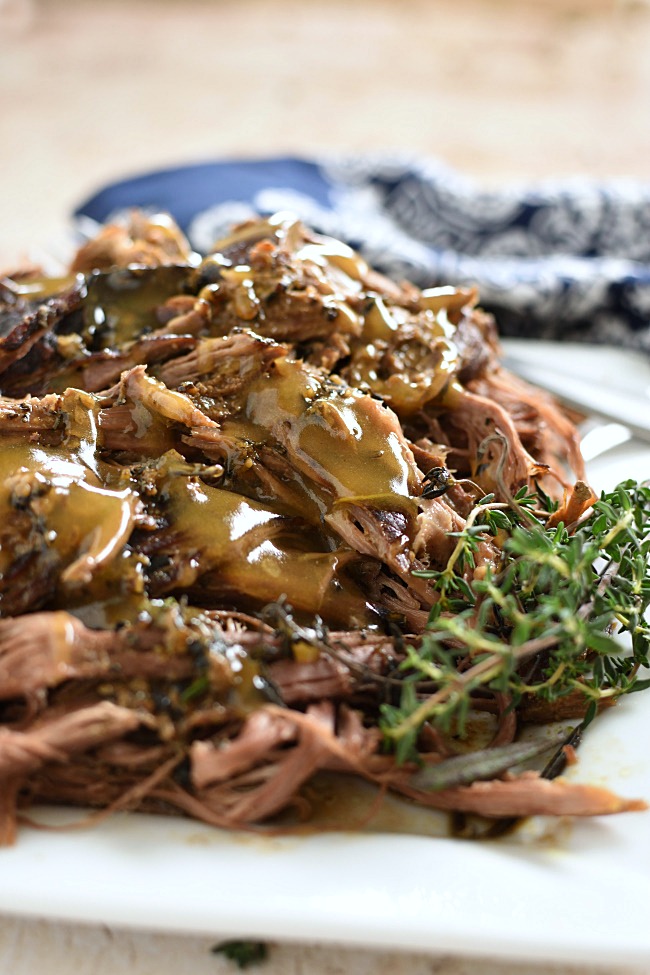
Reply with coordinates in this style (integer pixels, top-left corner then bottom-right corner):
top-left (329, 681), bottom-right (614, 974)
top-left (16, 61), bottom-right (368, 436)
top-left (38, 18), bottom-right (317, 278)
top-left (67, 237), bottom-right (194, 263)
top-left (211, 941), bottom-right (268, 969)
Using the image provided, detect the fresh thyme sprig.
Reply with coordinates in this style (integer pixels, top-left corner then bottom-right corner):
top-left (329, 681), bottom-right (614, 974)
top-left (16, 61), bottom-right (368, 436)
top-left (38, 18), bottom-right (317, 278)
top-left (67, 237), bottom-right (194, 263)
top-left (381, 479), bottom-right (650, 763)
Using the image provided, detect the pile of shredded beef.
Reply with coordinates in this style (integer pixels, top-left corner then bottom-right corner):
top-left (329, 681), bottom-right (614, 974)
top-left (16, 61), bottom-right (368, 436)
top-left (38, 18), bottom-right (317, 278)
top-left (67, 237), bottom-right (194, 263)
top-left (0, 212), bottom-right (642, 845)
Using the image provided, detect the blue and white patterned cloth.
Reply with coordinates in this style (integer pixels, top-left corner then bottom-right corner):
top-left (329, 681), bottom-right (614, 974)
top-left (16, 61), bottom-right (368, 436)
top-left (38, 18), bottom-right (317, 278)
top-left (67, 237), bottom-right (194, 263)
top-left (74, 153), bottom-right (650, 350)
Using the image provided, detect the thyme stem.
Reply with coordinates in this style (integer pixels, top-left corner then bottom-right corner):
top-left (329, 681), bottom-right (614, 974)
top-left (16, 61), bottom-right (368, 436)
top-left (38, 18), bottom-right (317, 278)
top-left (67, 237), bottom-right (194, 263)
top-left (381, 478), bottom-right (650, 760)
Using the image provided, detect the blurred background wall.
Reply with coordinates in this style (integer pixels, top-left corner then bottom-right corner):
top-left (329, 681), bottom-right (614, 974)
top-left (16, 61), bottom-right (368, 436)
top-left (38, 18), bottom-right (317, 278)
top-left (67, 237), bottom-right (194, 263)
top-left (1, 0), bottom-right (649, 264)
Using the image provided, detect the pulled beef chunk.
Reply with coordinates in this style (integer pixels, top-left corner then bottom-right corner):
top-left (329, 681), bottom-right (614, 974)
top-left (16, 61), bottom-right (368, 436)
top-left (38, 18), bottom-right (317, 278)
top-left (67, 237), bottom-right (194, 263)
top-left (466, 366), bottom-right (585, 484)
top-left (1, 211), bottom-right (632, 845)
top-left (59, 332), bottom-right (197, 394)
top-left (0, 388), bottom-right (142, 616)
top-left (0, 277), bottom-right (84, 394)
top-left (0, 606), bottom-right (235, 702)
top-left (0, 392), bottom-right (63, 441)
top-left (0, 263), bottom-right (198, 398)
top-left (70, 211), bottom-right (194, 274)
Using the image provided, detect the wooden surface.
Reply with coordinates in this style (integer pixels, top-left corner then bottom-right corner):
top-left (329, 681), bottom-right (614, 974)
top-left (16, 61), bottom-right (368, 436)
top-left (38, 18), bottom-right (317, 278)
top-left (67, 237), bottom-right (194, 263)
top-left (0, 915), bottom-right (648, 975)
top-left (1, 1), bottom-right (650, 972)
top-left (1, 0), bottom-right (650, 265)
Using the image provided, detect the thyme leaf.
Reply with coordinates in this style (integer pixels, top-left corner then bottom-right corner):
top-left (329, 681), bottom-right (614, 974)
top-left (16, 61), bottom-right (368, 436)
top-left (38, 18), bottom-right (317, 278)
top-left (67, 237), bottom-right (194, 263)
top-left (382, 479), bottom-right (650, 761)
top-left (211, 940), bottom-right (268, 969)
top-left (409, 733), bottom-right (568, 791)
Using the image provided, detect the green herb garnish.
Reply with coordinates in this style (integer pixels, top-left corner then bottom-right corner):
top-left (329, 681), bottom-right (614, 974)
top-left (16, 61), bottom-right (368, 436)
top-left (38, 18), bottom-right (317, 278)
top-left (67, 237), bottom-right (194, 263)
top-left (211, 940), bottom-right (268, 969)
top-left (381, 479), bottom-right (650, 764)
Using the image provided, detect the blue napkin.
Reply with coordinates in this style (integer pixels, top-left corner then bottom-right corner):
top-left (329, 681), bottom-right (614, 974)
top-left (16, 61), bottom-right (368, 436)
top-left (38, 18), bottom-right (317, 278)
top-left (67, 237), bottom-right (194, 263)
top-left (74, 153), bottom-right (650, 349)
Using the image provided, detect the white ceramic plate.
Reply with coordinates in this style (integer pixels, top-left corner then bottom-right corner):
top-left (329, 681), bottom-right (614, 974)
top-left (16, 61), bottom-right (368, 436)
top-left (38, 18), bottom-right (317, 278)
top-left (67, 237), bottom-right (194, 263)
top-left (1, 401), bottom-right (650, 968)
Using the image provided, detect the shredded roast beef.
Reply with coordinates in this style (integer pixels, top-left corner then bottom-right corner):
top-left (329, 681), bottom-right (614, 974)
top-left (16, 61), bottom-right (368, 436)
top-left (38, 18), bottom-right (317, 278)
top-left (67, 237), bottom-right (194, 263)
top-left (0, 212), bottom-right (641, 844)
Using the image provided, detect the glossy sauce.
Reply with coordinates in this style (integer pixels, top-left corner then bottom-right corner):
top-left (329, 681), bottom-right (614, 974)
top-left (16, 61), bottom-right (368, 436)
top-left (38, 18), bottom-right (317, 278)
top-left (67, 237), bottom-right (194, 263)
top-left (0, 438), bottom-right (137, 585)
top-left (1, 228), bottom-right (466, 629)
top-left (161, 472), bottom-right (372, 625)
top-left (245, 357), bottom-right (419, 503)
top-left (82, 264), bottom-right (193, 349)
